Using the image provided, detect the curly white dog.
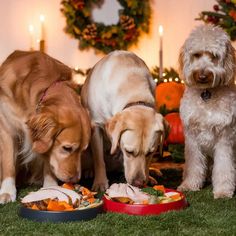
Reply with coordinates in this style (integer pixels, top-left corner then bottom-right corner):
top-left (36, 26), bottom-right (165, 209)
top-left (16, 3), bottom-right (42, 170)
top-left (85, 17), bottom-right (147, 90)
top-left (178, 24), bottom-right (236, 198)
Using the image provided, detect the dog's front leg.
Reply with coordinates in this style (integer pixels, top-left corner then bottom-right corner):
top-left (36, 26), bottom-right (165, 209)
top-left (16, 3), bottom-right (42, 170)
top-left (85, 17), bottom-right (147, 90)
top-left (91, 126), bottom-right (108, 191)
top-left (43, 159), bottom-right (58, 187)
top-left (178, 134), bottom-right (206, 192)
top-left (0, 133), bottom-right (16, 204)
top-left (212, 140), bottom-right (235, 199)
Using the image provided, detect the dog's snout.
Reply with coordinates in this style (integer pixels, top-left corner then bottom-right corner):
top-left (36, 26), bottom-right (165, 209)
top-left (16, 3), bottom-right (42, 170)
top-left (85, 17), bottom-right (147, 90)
top-left (193, 70), bottom-right (214, 84)
top-left (199, 74), bottom-right (207, 81)
top-left (131, 178), bottom-right (146, 188)
top-left (65, 175), bottom-right (80, 183)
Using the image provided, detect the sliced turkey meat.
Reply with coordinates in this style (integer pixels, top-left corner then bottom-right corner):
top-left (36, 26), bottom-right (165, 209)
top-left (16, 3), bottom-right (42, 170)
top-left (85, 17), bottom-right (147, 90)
top-left (21, 189), bottom-right (70, 204)
top-left (41, 186), bottom-right (81, 205)
top-left (21, 186), bottom-right (82, 206)
top-left (106, 183), bottom-right (150, 203)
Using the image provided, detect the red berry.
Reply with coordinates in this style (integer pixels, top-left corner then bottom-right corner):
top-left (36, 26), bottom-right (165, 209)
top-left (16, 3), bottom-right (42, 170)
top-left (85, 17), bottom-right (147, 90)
top-left (213, 4), bottom-right (219, 11)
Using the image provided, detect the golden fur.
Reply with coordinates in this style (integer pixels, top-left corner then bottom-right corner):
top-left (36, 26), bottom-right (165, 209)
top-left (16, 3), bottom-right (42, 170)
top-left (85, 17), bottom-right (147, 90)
top-left (81, 50), bottom-right (168, 191)
top-left (0, 51), bottom-right (91, 203)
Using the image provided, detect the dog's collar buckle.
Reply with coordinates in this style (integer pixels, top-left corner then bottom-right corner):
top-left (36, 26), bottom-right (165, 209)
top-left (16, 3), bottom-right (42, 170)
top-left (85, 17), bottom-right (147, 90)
top-left (123, 101), bottom-right (155, 110)
top-left (201, 89), bottom-right (211, 101)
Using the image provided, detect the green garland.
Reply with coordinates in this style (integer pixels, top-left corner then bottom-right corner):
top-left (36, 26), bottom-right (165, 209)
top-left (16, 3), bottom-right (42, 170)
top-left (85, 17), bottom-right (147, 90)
top-left (61, 0), bottom-right (151, 54)
top-left (197, 0), bottom-right (236, 40)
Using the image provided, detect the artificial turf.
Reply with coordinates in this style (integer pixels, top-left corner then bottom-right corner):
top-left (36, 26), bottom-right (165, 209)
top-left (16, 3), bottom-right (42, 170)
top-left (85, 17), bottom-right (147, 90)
top-left (0, 183), bottom-right (235, 236)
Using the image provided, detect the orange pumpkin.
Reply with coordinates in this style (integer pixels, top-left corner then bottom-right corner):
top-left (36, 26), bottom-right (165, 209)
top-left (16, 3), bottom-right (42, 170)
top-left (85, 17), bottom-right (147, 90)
top-left (164, 112), bottom-right (184, 144)
top-left (155, 82), bottom-right (185, 110)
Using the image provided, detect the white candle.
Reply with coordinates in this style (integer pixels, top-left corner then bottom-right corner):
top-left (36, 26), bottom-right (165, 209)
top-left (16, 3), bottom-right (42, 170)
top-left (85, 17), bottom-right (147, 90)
top-left (39, 14), bottom-right (45, 41)
top-left (28, 24), bottom-right (34, 51)
top-left (159, 25), bottom-right (163, 79)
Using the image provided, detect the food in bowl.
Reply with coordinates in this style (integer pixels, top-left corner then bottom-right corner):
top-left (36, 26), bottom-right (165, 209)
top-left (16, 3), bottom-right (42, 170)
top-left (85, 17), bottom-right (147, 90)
top-left (21, 183), bottom-right (102, 211)
top-left (105, 183), bottom-right (182, 204)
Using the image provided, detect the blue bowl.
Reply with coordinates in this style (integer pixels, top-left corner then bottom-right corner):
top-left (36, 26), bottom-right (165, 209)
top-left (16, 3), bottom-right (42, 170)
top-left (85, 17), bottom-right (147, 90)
top-left (19, 201), bottom-right (103, 223)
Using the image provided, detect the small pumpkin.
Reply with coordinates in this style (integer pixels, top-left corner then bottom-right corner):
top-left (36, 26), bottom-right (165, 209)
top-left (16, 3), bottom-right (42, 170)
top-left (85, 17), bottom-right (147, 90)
top-left (164, 112), bottom-right (184, 144)
top-left (155, 82), bottom-right (185, 110)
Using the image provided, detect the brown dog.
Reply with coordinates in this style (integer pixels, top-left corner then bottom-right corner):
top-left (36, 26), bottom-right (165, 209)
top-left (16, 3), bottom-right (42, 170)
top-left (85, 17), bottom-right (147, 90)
top-left (81, 50), bottom-right (168, 191)
top-left (0, 51), bottom-right (91, 204)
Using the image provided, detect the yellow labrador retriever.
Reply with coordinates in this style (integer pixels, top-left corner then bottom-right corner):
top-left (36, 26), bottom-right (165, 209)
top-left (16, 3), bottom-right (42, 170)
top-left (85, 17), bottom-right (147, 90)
top-left (81, 50), bottom-right (168, 191)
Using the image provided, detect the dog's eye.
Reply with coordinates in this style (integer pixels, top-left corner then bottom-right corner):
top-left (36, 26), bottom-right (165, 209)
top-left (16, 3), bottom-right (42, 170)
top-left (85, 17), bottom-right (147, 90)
top-left (193, 53), bottom-right (201, 59)
top-left (62, 146), bottom-right (73, 153)
top-left (125, 150), bottom-right (134, 156)
top-left (211, 54), bottom-right (219, 63)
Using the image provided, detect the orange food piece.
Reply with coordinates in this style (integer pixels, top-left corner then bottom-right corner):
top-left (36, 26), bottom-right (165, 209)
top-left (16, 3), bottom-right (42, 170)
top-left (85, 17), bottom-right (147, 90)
top-left (153, 185), bottom-right (165, 192)
top-left (87, 197), bottom-right (95, 204)
top-left (141, 200), bottom-right (149, 205)
top-left (81, 187), bottom-right (91, 196)
top-left (58, 201), bottom-right (74, 210)
top-left (47, 200), bottom-right (74, 211)
top-left (170, 193), bottom-right (181, 201)
top-left (62, 183), bottom-right (75, 190)
top-left (47, 200), bottom-right (65, 211)
top-left (31, 204), bottom-right (40, 210)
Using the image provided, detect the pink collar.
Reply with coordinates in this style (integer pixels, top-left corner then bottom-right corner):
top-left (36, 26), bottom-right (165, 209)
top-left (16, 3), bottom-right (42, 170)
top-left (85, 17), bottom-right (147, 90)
top-left (36, 80), bottom-right (62, 113)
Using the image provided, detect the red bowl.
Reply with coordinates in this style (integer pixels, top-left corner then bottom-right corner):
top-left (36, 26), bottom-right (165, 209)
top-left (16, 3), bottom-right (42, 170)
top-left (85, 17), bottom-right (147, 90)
top-left (103, 188), bottom-right (188, 215)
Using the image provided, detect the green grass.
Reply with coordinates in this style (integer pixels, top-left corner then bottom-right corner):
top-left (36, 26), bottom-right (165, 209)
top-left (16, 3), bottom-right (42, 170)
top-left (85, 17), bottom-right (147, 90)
top-left (0, 185), bottom-right (235, 236)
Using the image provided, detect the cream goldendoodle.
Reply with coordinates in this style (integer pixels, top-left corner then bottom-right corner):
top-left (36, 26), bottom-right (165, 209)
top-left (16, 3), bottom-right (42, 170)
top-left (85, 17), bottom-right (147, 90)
top-left (178, 24), bottom-right (236, 198)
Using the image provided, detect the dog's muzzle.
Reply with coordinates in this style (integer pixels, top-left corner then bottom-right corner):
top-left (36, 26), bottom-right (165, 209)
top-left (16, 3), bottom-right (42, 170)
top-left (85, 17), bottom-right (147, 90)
top-left (193, 70), bottom-right (214, 84)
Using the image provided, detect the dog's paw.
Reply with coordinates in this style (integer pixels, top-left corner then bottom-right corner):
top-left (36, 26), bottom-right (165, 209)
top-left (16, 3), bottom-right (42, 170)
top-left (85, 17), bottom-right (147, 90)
top-left (177, 182), bottom-right (201, 192)
top-left (92, 180), bottom-right (109, 192)
top-left (0, 192), bottom-right (16, 204)
top-left (213, 190), bottom-right (234, 199)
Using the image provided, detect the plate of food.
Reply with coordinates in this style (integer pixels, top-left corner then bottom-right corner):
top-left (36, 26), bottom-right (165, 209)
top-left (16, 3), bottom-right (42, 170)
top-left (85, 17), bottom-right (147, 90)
top-left (103, 183), bottom-right (188, 215)
top-left (19, 183), bottom-right (103, 222)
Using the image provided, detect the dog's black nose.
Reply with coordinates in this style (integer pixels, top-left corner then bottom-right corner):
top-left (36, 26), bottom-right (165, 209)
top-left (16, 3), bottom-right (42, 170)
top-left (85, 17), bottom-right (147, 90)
top-left (199, 74), bottom-right (207, 80)
top-left (193, 70), bottom-right (213, 84)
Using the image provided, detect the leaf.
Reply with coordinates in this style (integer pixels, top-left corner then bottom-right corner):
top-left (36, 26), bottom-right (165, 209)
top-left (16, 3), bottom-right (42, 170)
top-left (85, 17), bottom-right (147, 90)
top-left (141, 187), bottom-right (164, 196)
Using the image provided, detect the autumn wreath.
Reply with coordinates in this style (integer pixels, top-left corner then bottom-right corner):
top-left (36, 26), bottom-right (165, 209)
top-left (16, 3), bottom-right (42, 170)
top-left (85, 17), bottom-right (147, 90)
top-left (61, 0), bottom-right (151, 54)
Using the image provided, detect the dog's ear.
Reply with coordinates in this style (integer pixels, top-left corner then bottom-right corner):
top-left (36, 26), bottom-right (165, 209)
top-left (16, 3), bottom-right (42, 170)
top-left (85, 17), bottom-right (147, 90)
top-left (26, 113), bottom-right (60, 153)
top-left (154, 113), bottom-right (170, 155)
top-left (178, 46), bottom-right (184, 81)
top-left (224, 41), bottom-right (236, 83)
top-left (105, 113), bottom-right (127, 155)
top-left (80, 108), bottom-right (91, 151)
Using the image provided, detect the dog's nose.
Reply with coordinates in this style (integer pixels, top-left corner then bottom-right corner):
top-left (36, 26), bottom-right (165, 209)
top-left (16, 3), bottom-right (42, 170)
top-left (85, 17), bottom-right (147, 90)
top-left (66, 175), bottom-right (80, 183)
top-left (199, 74), bottom-right (207, 81)
top-left (193, 70), bottom-right (213, 84)
top-left (132, 179), bottom-right (146, 188)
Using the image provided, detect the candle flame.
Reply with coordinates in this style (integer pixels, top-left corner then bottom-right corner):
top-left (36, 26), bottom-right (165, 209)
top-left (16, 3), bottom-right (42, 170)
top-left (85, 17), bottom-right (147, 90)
top-left (159, 25), bottom-right (163, 36)
top-left (29, 24), bottom-right (34, 33)
top-left (40, 14), bottom-right (45, 22)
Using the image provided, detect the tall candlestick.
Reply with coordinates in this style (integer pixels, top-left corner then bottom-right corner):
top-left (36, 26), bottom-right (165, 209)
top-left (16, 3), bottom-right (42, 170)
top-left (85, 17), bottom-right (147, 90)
top-left (159, 25), bottom-right (163, 80)
top-left (39, 14), bottom-right (45, 52)
top-left (28, 24), bottom-right (34, 51)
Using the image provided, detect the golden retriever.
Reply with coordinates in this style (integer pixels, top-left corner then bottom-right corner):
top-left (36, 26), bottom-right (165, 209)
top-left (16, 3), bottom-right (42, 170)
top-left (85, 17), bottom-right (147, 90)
top-left (81, 50), bottom-right (168, 191)
top-left (0, 51), bottom-right (91, 204)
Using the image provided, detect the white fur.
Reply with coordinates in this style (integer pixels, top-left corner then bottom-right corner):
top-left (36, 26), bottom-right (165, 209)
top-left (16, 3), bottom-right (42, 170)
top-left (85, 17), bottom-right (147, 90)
top-left (0, 177), bottom-right (16, 203)
top-left (178, 25), bottom-right (236, 198)
top-left (81, 50), bottom-right (167, 191)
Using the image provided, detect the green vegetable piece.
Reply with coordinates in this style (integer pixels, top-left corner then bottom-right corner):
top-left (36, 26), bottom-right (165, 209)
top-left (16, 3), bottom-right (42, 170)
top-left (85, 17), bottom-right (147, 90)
top-left (141, 187), bottom-right (164, 196)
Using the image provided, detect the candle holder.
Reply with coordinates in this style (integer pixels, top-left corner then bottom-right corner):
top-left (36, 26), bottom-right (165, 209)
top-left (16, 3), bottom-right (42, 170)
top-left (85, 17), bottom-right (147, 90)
top-left (39, 40), bottom-right (45, 53)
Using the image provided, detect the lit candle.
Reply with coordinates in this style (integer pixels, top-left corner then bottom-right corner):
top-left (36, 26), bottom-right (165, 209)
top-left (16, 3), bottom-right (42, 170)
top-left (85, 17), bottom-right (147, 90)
top-left (39, 14), bottom-right (45, 41)
top-left (39, 14), bottom-right (45, 52)
top-left (28, 24), bottom-right (34, 51)
top-left (159, 25), bottom-right (163, 80)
